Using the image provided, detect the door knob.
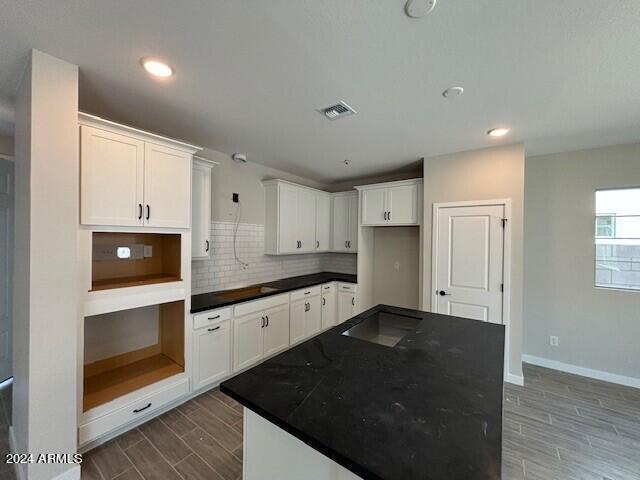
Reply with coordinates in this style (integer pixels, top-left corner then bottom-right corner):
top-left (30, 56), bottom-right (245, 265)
top-left (438, 290), bottom-right (451, 296)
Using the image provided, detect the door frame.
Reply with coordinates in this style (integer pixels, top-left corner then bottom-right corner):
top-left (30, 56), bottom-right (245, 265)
top-left (431, 198), bottom-right (512, 381)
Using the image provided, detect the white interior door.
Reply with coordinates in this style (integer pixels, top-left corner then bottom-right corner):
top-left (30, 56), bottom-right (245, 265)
top-left (143, 142), bottom-right (191, 228)
top-left (0, 159), bottom-right (12, 381)
top-left (434, 204), bottom-right (504, 324)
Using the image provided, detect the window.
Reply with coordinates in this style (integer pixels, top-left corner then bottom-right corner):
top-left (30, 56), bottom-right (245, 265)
top-left (595, 188), bottom-right (640, 291)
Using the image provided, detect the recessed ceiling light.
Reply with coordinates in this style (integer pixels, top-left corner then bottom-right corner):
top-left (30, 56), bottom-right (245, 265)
top-left (140, 57), bottom-right (174, 78)
top-left (442, 86), bottom-right (464, 98)
top-left (405, 0), bottom-right (437, 18)
top-left (487, 127), bottom-right (510, 137)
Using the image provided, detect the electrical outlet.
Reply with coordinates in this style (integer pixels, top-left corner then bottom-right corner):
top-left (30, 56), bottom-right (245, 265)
top-left (393, 261), bottom-right (400, 271)
top-left (550, 336), bottom-right (559, 347)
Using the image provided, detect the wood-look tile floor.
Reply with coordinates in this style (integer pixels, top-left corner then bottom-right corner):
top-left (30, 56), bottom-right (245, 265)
top-left (1, 363), bottom-right (639, 480)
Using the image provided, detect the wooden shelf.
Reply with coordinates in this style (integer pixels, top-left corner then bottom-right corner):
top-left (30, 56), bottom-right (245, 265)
top-left (83, 353), bottom-right (183, 412)
top-left (91, 274), bottom-right (182, 291)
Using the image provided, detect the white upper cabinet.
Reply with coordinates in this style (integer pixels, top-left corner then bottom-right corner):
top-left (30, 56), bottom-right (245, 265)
top-left (192, 158), bottom-right (217, 259)
top-left (357, 179), bottom-right (422, 226)
top-left (144, 143), bottom-right (192, 228)
top-left (264, 180), bottom-right (317, 255)
top-left (332, 192), bottom-right (358, 252)
top-left (80, 125), bottom-right (145, 226)
top-left (315, 193), bottom-right (331, 251)
top-left (79, 113), bottom-right (200, 229)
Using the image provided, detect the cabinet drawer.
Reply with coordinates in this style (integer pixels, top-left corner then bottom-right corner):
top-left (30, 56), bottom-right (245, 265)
top-left (233, 293), bottom-right (289, 318)
top-left (338, 283), bottom-right (357, 292)
top-left (79, 378), bottom-right (188, 446)
top-left (321, 282), bottom-right (335, 294)
top-left (290, 286), bottom-right (321, 302)
top-left (193, 307), bottom-right (232, 330)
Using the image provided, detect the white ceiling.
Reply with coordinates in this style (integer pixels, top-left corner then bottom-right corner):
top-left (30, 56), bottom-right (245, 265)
top-left (0, 1), bottom-right (639, 182)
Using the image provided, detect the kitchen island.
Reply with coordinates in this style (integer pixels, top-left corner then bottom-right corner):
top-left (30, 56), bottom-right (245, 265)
top-left (221, 304), bottom-right (505, 480)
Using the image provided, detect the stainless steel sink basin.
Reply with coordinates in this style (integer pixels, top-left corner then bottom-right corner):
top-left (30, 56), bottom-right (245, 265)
top-left (216, 285), bottom-right (279, 301)
top-left (342, 311), bottom-right (421, 347)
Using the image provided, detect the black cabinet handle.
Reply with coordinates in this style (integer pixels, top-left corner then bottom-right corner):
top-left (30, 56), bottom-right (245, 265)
top-left (345, 240), bottom-right (348, 248)
top-left (205, 240), bottom-right (210, 252)
top-left (208, 326), bottom-right (220, 332)
top-left (207, 314), bottom-right (220, 320)
top-left (384, 212), bottom-right (387, 221)
top-left (261, 316), bottom-right (265, 328)
top-left (347, 241), bottom-right (351, 248)
top-left (388, 210), bottom-right (391, 221)
top-left (317, 240), bottom-right (319, 248)
top-left (322, 297), bottom-right (326, 306)
top-left (265, 315), bottom-right (269, 327)
top-left (351, 297), bottom-right (355, 306)
top-left (138, 203), bottom-right (143, 220)
top-left (133, 403), bottom-right (152, 414)
top-left (304, 291), bottom-right (311, 295)
top-left (146, 205), bottom-right (150, 221)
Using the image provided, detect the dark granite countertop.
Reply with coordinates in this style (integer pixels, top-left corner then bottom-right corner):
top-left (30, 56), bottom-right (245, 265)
top-left (221, 304), bottom-right (505, 480)
top-left (190, 272), bottom-right (357, 313)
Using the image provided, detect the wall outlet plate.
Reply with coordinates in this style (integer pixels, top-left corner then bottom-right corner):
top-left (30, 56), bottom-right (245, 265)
top-left (550, 336), bottom-right (559, 347)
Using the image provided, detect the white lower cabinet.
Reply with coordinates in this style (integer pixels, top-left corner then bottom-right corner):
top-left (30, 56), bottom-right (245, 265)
top-left (321, 283), bottom-right (337, 330)
top-left (234, 299), bottom-right (290, 372)
top-left (289, 287), bottom-right (321, 344)
top-left (337, 283), bottom-right (358, 323)
top-left (192, 319), bottom-right (232, 391)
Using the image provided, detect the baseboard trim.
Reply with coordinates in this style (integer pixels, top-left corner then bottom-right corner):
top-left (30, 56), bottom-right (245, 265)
top-left (505, 372), bottom-right (524, 386)
top-left (522, 354), bottom-right (640, 389)
top-left (9, 426), bottom-right (26, 480)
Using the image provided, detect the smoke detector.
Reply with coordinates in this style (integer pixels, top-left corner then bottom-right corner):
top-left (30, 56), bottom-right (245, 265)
top-left (319, 101), bottom-right (357, 121)
top-left (405, 0), bottom-right (437, 18)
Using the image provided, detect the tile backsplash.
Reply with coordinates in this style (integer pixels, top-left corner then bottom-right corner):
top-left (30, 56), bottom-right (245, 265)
top-left (191, 221), bottom-right (357, 294)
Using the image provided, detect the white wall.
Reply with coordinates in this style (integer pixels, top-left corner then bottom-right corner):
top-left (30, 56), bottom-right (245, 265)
top-left (372, 227), bottom-right (420, 309)
top-left (13, 50), bottom-right (79, 480)
top-left (422, 144), bottom-right (525, 382)
top-left (524, 143), bottom-right (640, 381)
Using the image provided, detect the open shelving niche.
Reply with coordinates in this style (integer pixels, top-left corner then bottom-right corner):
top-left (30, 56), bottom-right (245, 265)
top-left (91, 232), bottom-right (182, 291)
top-left (83, 300), bottom-right (185, 412)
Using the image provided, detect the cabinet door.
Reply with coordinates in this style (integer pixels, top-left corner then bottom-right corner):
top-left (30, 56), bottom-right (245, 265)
top-left (278, 184), bottom-right (299, 253)
top-left (193, 320), bottom-right (231, 390)
top-left (289, 299), bottom-right (307, 344)
top-left (387, 184), bottom-right (419, 224)
top-left (360, 188), bottom-right (387, 225)
top-left (263, 304), bottom-right (290, 357)
top-left (305, 296), bottom-right (322, 338)
top-left (80, 126), bottom-right (144, 226)
top-left (298, 188), bottom-right (316, 252)
top-left (321, 289), bottom-right (337, 330)
top-left (348, 194), bottom-right (359, 251)
top-left (192, 163), bottom-right (212, 258)
top-left (234, 313), bottom-right (264, 371)
top-left (143, 142), bottom-right (192, 228)
top-left (338, 292), bottom-right (356, 323)
top-left (332, 196), bottom-right (349, 252)
top-left (315, 194), bottom-right (331, 251)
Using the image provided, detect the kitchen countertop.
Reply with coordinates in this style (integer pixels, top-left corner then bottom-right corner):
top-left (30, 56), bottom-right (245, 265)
top-left (190, 272), bottom-right (357, 313)
top-left (221, 304), bottom-right (505, 480)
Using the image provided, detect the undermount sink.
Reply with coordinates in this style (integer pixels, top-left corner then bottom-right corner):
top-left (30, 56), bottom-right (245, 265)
top-left (342, 310), bottom-right (421, 347)
top-left (215, 285), bottom-right (279, 301)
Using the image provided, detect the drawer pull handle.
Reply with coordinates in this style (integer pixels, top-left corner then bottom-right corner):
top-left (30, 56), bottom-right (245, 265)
top-left (304, 291), bottom-right (311, 295)
top-left (324, 286), bottom-right (330, 290)
top-left (208, 326), bottom-right (220, 332)
top-left (208, 315), bottom-right (221, 320)
top-left (133, 403), bottom-right (152, 414)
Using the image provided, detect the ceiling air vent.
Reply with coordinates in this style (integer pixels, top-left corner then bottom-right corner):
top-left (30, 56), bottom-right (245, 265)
top-left (319, 101), bottom-right (357, 121)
